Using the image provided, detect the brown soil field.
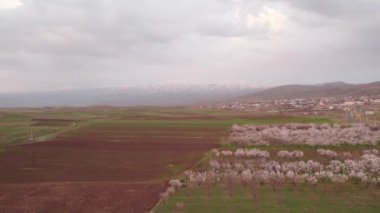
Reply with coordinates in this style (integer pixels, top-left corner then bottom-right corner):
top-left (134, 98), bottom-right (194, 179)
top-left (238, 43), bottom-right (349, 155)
top-left (0, 182), bottom-right (166, 213)
top-left (0, 122), bottom-right (226, 212)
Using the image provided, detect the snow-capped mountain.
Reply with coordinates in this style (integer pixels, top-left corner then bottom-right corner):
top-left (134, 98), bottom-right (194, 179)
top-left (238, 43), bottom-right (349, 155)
top-left (0, 84), bottom-right (261, 107)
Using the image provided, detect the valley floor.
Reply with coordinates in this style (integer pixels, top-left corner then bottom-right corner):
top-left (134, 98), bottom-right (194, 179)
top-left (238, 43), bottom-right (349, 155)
top-left (1, 107), bottom-right (371, 212)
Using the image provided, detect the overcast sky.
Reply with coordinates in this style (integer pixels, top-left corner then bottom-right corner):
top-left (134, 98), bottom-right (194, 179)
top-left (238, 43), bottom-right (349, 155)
top-left (0, 0), bottom-right (379, 92)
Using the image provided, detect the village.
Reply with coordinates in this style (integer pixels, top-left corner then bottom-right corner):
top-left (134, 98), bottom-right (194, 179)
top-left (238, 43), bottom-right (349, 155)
top-left (201, 95), bottom-right (380, 124)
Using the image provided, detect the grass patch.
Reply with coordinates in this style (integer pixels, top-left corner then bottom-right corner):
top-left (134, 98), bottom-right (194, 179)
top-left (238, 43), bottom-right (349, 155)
top-left (0, 114), bottom-right (31, 122)
top-left (155, 184), bottom-right (380, 213)
top-left (90, 116), bottom-right (333, 129)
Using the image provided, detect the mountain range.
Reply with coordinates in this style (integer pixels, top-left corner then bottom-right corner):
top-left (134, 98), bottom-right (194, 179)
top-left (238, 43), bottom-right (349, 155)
top-left (0, 81), bottom-right (379, 107)
top-left (0, 84), bottom-right (260, 107)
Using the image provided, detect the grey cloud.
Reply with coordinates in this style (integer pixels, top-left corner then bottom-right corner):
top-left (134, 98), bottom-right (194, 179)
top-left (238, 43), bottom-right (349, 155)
top-left (0, 0), bottom-right (379, 92)
top-left (273, 0), bottom-right (380, 17)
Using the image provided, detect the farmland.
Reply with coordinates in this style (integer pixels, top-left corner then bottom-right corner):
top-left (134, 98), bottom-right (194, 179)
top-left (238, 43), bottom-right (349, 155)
top-left (154, 123), bottom-right (380, 212)
top-left (2, 107), bottom-right (376, 212)
top-left (0, 108), bottom-right (213, 212)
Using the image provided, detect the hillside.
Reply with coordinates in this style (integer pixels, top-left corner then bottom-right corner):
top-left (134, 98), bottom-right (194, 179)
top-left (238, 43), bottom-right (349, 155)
top-left (239, 81), bottom-right (380, 100)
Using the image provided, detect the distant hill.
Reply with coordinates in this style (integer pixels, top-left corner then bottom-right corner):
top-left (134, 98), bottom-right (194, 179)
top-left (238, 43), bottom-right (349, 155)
top-left (0, 84), bottom-right (260, 107)
top-left (238, 81), bottom-right (380, 100)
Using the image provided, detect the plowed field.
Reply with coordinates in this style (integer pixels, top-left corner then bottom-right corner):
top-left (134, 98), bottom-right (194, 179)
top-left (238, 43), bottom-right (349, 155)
top-left (0, 120), bottom-right (227, 212)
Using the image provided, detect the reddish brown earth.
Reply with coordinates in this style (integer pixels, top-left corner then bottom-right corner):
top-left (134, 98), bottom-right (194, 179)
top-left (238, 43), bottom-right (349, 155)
top-left (0, 182), bottom-right (166, 213)
top-left (0, 123), bottom-right (226, 212)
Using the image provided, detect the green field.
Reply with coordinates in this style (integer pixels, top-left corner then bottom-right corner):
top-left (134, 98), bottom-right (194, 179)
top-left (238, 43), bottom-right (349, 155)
top-left (155, 184), bottom-right (380, 213)
top-left (0, 107), bottom-right (333, 146)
